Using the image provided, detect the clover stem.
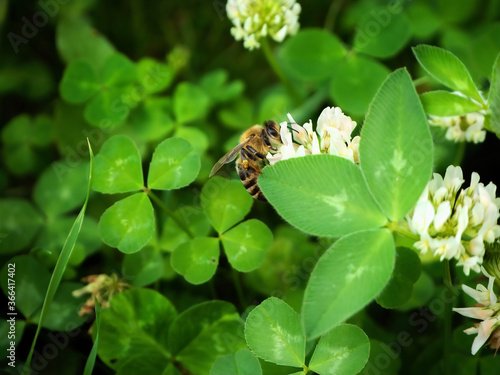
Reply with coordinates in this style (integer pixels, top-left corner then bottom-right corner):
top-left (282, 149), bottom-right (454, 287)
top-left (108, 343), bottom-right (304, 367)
top-left (324, 0), bottom-right (345, 32)
top-left (453, 141), bottom-right (466, 166)
top-left (442, 260), bottom-right (453, 375)
top-left (387, 222), bottom-right (420, 241)
top-left (260, 37), bottom-right (301, 106)
top-left (147, 190), bottom-right (194, 239)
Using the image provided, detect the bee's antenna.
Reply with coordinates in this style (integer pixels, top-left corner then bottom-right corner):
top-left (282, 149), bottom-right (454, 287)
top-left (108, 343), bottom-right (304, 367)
top-left (287, 122), bottom-right (299, 133)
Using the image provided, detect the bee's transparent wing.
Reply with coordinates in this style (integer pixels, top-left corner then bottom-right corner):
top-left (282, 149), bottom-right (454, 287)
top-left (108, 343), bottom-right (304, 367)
top-left (209, 135), bottom-right (254, 177)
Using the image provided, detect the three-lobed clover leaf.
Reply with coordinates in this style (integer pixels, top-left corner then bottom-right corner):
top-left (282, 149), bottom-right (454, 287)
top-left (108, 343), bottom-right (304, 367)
top-left (95, 135), bottom-right (201, 254)
top-left (59, 53), bottom-right (137, 128)
top-left (170, 177), bottom-right (273, 284)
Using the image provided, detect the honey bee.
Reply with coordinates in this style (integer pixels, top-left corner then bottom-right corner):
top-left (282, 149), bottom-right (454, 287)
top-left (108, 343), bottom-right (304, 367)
top-left (209, 120), bottom-right (282, 201)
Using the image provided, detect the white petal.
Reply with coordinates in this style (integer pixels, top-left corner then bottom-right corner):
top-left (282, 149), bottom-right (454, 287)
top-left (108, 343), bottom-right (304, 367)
top-left (452, 307), bottom-right (494, 320)
top-left (471, 319), bottom-right (497, 355)
top-left (272, 25), bottom-right (288, 42)
top-left (434, 201), bottom-right (451, 231)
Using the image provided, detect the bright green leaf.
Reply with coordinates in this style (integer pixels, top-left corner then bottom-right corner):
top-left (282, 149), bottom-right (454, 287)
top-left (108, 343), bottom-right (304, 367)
top-left (210, 349), bottom-right (262, 375)
top-left (360, 68), bottom-right (433, 221)
top-left (0, 199), bottom-right (43, 254)
top-left (60, 60), bottom-right (100, 104)
top-left (122, 247), bottom-right (163, 287)
top-left (168, 301), bottom-right (245, 374)
top-left (309, 324), bottom-right (370, 375)
top-left (420, 91), bottom-right (483, 116)
top-left (377, 247), bottom-right (421, 309)
top-left (245, 297), bottom-right (305, 367)
top-left (302, 229), bottom-right (395, 339)
top-left (259, 155), bottom-right (387, 237)
top-left (93, 135), bottom-right (143, 193)
top-left (34, 162), bottom-right (89, 217)
top-left (353, 10), bottom-right (411, 59)
top-left (147, 137), bottom-right (200, 190)
top-left (221, 219), bottom-right (272, 272)
top-left (98, 288), bottom-right (177, 372)
top-left (330, 54), bottom-right (390, 116)
top-left (173, 82), bottom-right (210, 124)
top-left (488, 53), bottom-right (500, 135)
top-left (101, 53), bottom-right (137, 87)
top-left (84, 89), bottom-right (130, 128)
top-left (201, 177), bottom-right (254, 234)
top-left (170, 237), bottom-right (219, 284)
top-left (98, 193), bottom-right (154, 253)
top-left (412, 45), bottom-right (483, 103)
top-left (280, 28), bottom-right (346, 82)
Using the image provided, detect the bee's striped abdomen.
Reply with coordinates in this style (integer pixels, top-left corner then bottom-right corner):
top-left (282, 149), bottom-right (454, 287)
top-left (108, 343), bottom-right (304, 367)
top-left (237, 164), bottom-right (267, 201)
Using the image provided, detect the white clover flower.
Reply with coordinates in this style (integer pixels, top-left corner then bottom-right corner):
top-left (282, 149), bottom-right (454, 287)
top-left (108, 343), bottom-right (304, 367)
top-left (406, 166), bottom-right (500, 275)
top-left (429, 112), bottom-right (486, 144)
top-left (453, 267), bottom-right (500, 355)
top-left (227, 0), bottom-right (301, 50)
top-left (266, 107), bottom-right (360, 165)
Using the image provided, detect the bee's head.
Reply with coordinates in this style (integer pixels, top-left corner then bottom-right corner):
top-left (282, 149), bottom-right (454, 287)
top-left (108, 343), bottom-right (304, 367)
top-left (263, 120), bottom-right (281, 145)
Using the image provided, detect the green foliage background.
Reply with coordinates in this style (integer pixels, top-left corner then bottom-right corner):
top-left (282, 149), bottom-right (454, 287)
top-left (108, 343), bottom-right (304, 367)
top-left (0, 0), bottom-right (499, 374)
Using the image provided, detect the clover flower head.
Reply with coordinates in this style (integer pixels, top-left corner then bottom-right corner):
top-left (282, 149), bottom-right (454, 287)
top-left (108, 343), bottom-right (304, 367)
top-left (406, 166), bottom-right (500, 275)
top-left (453, 267), bottom-right (500, 355)
top-left (227, 0), bottom-right (301, 50)
top-left (266, 107), bottom-right (360, 165)
top-left (72, 273), bottom-right (129, 317)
